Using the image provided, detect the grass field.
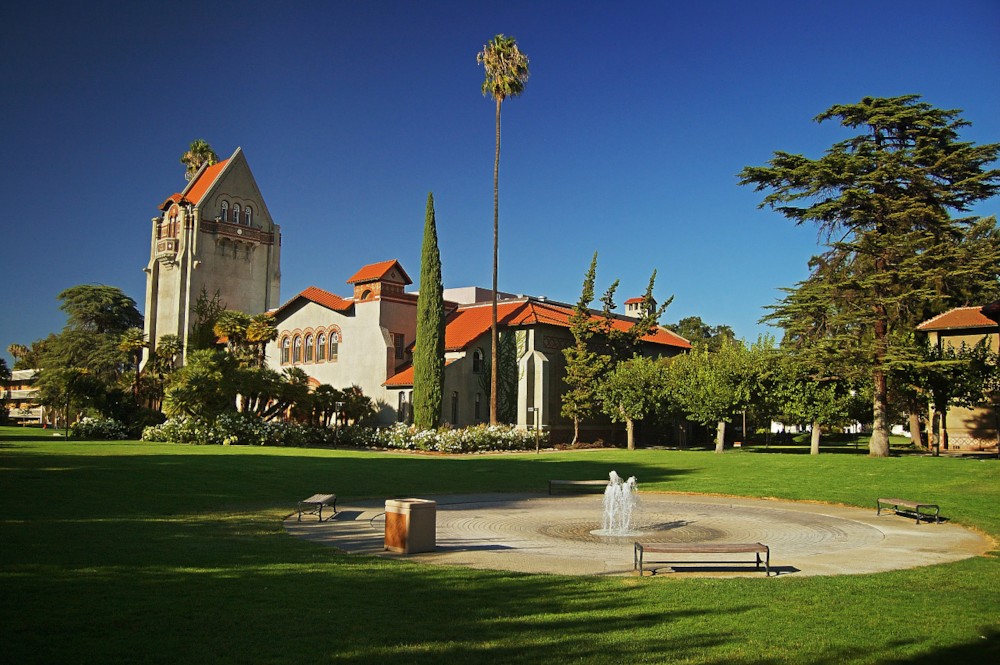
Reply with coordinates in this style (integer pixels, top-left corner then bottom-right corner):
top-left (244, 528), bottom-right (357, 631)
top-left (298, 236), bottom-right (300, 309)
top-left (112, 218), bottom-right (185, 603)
top-left (1, 426), bottom-right (997, 664)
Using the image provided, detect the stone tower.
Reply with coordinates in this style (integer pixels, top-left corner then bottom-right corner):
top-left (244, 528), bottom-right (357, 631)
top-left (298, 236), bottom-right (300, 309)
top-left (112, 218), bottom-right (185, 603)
top-left (143, 147), bottom-right (281, 363)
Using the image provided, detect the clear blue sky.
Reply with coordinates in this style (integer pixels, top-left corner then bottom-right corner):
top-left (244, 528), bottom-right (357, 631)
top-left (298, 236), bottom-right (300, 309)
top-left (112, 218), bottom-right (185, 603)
top-left (2, 1), bottom-right (998, 364)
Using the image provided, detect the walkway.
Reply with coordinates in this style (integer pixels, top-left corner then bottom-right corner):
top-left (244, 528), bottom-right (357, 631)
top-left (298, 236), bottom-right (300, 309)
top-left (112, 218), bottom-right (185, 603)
top-left (284, 492), bottom-right (992, 577)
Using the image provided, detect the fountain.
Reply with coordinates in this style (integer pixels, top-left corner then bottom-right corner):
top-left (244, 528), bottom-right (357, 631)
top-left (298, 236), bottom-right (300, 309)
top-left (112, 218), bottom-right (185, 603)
top-left (591, 470), bottom-right (641, 537)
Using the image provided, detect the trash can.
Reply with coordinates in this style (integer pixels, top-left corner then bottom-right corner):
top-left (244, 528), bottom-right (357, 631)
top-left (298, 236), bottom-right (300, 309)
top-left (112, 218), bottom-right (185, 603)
top-left (384, 498), bottom-right (437, 554)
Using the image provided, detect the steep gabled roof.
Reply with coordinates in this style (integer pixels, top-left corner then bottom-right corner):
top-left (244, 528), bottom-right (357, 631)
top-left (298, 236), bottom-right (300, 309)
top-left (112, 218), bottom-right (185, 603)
top-left (159, 158), bottom-right (230, 210)
top-left (917, 306), bottom-right (997, 332)
top-left (443, 298), bottom-right (691, 352)
top-left (346, 259), bottom-right (412, 285)
top-left (272, 286), bottom-right (354, 319)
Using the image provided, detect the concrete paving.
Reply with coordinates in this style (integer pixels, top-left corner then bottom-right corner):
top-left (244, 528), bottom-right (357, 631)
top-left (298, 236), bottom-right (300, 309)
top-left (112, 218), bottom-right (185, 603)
top-left (284, 492), bottom-right (993, 578)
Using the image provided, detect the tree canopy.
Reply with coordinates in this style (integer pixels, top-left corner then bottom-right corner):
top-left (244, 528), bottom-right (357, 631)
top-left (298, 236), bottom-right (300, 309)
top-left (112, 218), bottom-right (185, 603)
top-left (740, 95), bottom-right (1000, 456)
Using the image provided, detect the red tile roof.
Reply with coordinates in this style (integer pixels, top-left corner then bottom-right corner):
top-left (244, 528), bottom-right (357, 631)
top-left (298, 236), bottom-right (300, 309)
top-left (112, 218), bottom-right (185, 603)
top-left (917, 307), bottom-right (997, 331)
top-left (272, 286), bottom-right (354, 318)
top-left (346, 259), bottom-right (412, 285)
top-left (158, 159), bottom-right (229, 210)
top-left (624, 297), bottom-right (645, 305)
top-left (443, 298), bottom-right (691, 352)
top-left (184, 159), bottom-right (229, 204)
top-left (384, 359), bottom-right (456, 387)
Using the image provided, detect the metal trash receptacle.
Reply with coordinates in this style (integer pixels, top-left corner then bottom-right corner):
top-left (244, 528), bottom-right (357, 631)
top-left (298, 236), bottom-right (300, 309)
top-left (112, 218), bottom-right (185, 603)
top-left (384, 498), bottom-right (437, 553)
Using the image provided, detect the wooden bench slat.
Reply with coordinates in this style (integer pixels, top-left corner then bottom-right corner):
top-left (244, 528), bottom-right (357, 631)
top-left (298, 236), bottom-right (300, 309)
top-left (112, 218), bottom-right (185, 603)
top-left (876, 498), bottom-right (940, 524)
top-left (634, 541), bottom-right (770, 576)
top-left (297, 493), bottom-right (338, 522)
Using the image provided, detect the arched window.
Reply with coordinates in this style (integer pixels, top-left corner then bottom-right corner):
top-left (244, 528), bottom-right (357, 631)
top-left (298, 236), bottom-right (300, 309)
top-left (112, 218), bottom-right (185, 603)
top-left (330, 331), bottom-right (339, 361)
top-left (292, 336), bottom-right (302, 363)
top-left (360, 289), bottom-right (372, 301)
top-left (475, 392), bottom-right (482, 421)
top-left (451, 391), bottom-right (459, 425)
top-left (304, 334), bottom-right (314, 362)
top-left (397, 392), bottom-right (406, 422)
top-left (472, 348), bottom-right (484, 374)
top-left (245, 206), bottom-right (252, 226)
top-left (220, 200), bottom-right (229, 222)
top-left (280, 337), bottom-right (290, 364)
top-left (317, 333), bottom-right (327, 361)
top-left (232, 204), bottom-right (241, 224)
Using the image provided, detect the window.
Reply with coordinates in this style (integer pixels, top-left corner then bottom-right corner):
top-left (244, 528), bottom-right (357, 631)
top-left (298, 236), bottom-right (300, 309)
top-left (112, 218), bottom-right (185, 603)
top-left (330, 331), bottom-right (339, 361)
top-left (472, 348), bottom-right (484, 374)
top-left (360, 289), bottom-right (372, 301)
top-left (475, 392), bottom-right (482, 421)
top-left (451, 391), bottom-right (459, 425)
top-left (220, 200), bottom-right (229, 222)
top-left (293, 336), bottom-right (302, 363)
top-left (232, 204), bottom-right (241, 224)
top-left (397, 392), bottom-right (406, 422)
top-left (304, 334), bottom-right (314, 362)
top-left (245, 205), bottom-right (252, 226)
top-left (280, 337), bottom-right (290, 364)
top-left (392, 333), bottom-right (405, 360)
top-left (317, 333), bottom-right (327, 361)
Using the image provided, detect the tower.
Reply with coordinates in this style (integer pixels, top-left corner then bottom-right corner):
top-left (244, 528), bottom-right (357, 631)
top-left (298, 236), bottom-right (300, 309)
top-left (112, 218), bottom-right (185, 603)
top-left (143, 147), bottom-right (281, 363)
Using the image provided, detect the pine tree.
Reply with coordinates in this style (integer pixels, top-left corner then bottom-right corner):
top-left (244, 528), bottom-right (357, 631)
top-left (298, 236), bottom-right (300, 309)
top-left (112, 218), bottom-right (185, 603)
top-left (412, 193), bottom-right (445, 429)
top-left (740, 95), bottom-right (1000, 456)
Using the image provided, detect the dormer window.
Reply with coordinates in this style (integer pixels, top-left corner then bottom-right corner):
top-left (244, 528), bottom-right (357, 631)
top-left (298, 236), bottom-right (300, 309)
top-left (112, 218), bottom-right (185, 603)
top-left (220, 200), bottom-right (229, 222)
top-left (232, 204), bottom-right (241, 223)
top-left (245, 206), bottom-right (252, 226)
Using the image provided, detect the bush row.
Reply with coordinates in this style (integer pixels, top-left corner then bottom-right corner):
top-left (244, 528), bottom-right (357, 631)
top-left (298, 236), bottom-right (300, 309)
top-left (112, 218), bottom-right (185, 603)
top-left (141, 416), bottom-right (546, 453)
top-left (71, 417), bottom-right (130, 440)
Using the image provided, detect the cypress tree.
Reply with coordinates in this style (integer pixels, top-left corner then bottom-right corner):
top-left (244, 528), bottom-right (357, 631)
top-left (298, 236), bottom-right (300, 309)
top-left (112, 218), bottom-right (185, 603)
top-left (412, 193), bottom-right (445, 429)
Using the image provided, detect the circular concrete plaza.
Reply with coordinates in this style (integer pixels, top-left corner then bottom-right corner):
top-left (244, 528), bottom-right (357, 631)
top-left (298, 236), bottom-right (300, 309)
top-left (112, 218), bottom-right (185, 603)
top-left (285, 492), bottom-right (992, 577)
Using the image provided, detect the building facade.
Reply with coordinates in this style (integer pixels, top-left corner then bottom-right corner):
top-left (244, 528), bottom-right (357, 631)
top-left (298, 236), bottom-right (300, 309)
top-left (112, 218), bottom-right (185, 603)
top-left (266, 259), bottom-right (691, 441)
top-left (143, 148), bottom-right (280, 364)
top-left (916, 306), bottom-right (1000, 451)
top-left (3, 369), bottom-right (43, 425)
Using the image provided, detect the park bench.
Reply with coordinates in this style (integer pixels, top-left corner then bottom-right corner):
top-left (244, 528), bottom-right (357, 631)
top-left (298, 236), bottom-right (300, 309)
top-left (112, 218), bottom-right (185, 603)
top-left (634, 542), bottom-right (771, 576)
top-left (876, 498), bottom-right (940, 524)
top-left (297, 493), bottom-right (338, 522)
top-left (548, 479), bottom-right (607, 495)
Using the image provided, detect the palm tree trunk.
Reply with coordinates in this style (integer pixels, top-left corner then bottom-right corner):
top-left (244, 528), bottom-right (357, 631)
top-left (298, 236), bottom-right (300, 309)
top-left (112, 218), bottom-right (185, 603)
top-left (715, 421), bottom-right (726, 453)
top-left (490, 97), bottom-right (501, 424)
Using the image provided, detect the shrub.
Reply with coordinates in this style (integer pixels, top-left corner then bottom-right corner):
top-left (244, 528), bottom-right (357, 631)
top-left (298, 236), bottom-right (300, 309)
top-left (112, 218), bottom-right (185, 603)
top-left (71, 417), bottom-right (129, 440)
top-left (142, 414), bottom-right (546, 453)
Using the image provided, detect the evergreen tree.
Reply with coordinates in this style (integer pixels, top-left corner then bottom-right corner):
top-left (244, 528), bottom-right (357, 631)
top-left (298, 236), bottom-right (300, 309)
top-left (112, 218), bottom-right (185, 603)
top-left (413, 193), bottom-right (445, 429)
top-left (561, 252), bottom-right (609, 444)
top-left (740, 95), bottom-right (1000, 456)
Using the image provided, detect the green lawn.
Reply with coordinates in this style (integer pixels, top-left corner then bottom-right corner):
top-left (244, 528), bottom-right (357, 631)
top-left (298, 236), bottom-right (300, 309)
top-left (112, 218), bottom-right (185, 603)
top-left (1, 426), bottom-right (997, 664)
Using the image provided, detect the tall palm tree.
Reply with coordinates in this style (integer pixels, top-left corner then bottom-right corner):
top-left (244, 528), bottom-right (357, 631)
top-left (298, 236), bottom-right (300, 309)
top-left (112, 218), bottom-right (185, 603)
top-left (180, 139), bottom-right (219, 181)
top-left (477, 34), bottom-right (529, 424)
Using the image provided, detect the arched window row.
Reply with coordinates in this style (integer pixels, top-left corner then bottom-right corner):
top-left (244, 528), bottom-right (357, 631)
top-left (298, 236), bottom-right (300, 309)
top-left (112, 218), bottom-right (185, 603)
top-left (219, 200), bottom-right (255, 226)
top-left (279, 328), bottom-right (342, 365)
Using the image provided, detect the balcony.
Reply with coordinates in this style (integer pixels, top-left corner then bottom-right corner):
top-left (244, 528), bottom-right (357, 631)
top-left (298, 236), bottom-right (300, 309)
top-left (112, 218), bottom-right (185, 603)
top-left (201, 220), bottom-right (274, 245)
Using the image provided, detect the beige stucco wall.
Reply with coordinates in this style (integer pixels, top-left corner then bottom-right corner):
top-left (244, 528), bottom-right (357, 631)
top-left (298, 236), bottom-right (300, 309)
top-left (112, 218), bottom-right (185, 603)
top-left (926, 327), bottom-right (999, 450)
top-left (144, 150), bottom-right (280, 363)
top-left (266, 296), bottom-right (417, 425)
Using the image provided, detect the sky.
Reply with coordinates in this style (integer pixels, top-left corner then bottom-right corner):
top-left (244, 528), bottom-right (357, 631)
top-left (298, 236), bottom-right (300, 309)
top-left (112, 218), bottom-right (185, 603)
top-left (1, 1), bottom-right (998, 365)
